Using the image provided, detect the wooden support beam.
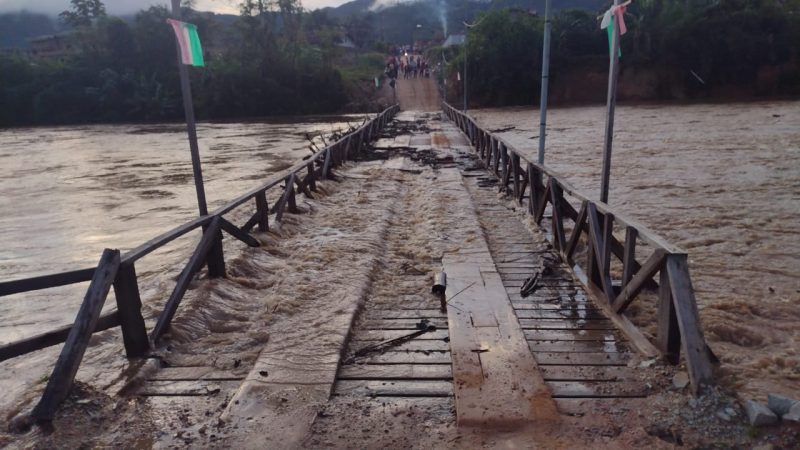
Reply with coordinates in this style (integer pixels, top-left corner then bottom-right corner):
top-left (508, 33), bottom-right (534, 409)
top-left (219, 218), bottom-right (260, 247)
top-left (564, 200), bottom-right (588, 263)
top-left (255, 191), bottom-right (269, 232)
top-left (666, 254), bottom-right (713, 394)
top-left (492, 141), bottom-right (501, 175)
top-left (32, 249), bottom-right (120, 421)
top-left (622, 226), bottom-right (638, 287)
top-left (586, 203), bottom-right (615, 304)
top-left (294, 171), bottom-right (314, 199)
top-left (549, 179), bottom-right (566, 252)
top-left (511, 153), bottom-right (521, 201)
top-left (306, 163), bottom-right (317, 192)
top-left (601, 211), bottom-right (614, 295)
top-left (287, 175), bottom-right (298, 213)
top-left (613, 249), bottom-right (667, 314)
top-left (151, 217), bottom-right (221, 343)
top-left (657, 267), bottom-right (680, 364)
top-left (534, 181), bottom-right (551, 224)
top-left (526, 163), bottom-right (536, 215)
top-left (322, 148), bottom-right (332, 179)
top-left (113, 262), bottom-right (149, 358)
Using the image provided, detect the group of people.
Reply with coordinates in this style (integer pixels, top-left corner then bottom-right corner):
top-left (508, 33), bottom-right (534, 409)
top-left (400, 55), bottom-right (430, 79)
top-left (384, 54), bottom-right (430, 86)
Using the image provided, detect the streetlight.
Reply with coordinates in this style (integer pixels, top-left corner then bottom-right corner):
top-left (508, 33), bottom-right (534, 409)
top-left (462, 18), bottom-right (485, 112)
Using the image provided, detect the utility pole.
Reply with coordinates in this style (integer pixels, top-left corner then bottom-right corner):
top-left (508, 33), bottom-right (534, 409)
top-left (463, 33), bottom-right (468, 111)
top-left (600, 0), bottom-right (622, 204)
top-left (170, 0), bottom-right (208, 217)
top-left (537, 0), bottom-right (552, 165)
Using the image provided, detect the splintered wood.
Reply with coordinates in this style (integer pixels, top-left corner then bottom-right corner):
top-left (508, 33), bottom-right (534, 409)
top-left (443, 250), bottom-right (558, 429)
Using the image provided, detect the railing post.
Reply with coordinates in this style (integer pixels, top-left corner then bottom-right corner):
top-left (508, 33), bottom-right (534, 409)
top-left (657, 266), bottom-right (680, 364)
top-left (113, 262), bottom-right (149, 358)
top-left (32, 249), bottom-right (120, 422)
top-left (255, 191), bottom-right (269, 232)
top-left (206, 224), bottom-right (225, 278)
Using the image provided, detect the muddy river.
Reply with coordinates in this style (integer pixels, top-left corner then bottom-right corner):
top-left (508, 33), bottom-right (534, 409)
top-left (472, 101), bottom-right (800, 397)
top-left (0, 116), bottom-right (370, 344)
top-left (0, 102), bottom-right (797, 404)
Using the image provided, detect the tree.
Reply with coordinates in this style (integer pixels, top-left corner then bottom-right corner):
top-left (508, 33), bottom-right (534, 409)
top-left (59, 0), bottom-right (106, 28)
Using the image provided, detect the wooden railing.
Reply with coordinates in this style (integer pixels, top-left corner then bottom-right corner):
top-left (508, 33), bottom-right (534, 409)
top-left (442, 102), bottom-right (714, 395)
top-left (0, 104), bottom-right (399, 421)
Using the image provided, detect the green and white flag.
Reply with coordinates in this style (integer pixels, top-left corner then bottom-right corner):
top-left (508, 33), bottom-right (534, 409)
top-left (166, 19), bottom-right (205, 67)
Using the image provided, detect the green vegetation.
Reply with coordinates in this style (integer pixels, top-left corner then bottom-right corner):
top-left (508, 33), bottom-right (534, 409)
top-left (441, 1), bottom-right (800, 107)
top-left (0, 0), bottom-right (382, 126)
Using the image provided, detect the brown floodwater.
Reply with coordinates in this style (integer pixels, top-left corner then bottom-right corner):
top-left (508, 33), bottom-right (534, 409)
top-left (471, 101), bottom-right (800, 398)
top-left (0, 115), bottom-right (371, 345)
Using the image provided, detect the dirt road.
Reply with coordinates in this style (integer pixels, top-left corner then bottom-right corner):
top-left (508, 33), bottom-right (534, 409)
top-left (395, 74), bottom-right (440, 111)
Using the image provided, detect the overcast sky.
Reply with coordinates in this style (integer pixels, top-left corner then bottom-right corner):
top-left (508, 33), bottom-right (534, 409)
top-left (0, 0), bottom-right (350, 16)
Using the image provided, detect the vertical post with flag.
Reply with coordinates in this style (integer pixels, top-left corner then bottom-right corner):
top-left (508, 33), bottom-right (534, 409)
top-left (167, 0), bottom-right (208, 217)
top-left (168, 0), bottom-right (225, 277)
top-left (598, 0), bottom-right (629, 203)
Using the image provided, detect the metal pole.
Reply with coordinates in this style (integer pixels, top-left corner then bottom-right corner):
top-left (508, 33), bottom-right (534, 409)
top-left (463, 33), bottom-right (468, 111)
top-left (171, 0), bottom-right (208, 217)
top-left (537, 0), bottom-right (552, 165)
top-left (600, 0), bottom-right (621, 204)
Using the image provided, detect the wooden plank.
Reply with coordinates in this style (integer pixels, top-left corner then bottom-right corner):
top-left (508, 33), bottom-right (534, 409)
top-left (338, 364), bottom-right (452, 380)
top-left (351, 329), bottom-right (449, 341)
top-left (540, 365), bottom-right (633, 382)
top-left (360, 319), bottom-right (448, 330)
top-left (334, 380), bottom-right (453, 397)
top-left (32, 249), bottom-right (120, 421)
top-left (547, 381), bottom-right (647, 398)
top-left (665, 254), bottom-right (713, 394)
top-left (113, 262), bottom-right (149, 358)
top-left (219, 218), bottom-right (260, 247)
top-left (524, 329), bottom-right (618, 341)
top-left (0, 311), bottom-right (119, 363)
top-left (514, 309), bottom-right (607, 320)
top-left (363, 309), bottom-right (447, 320)
top-left (601, 212), bottom-right (615, 303)
top-left (138, 380), bottom-right (238, 397)
top-left (517, 319), bottom-right (615, 330)
top-left (534, 352), bottom-right (630, 366)
top-left (359, 352), bottom-right (451, 365)
top-left (150, 218), bottom-right (221, 343)
top-left (444, 256), bottom-right (558, 428)
top-left (148, 366), bottom-right (245, 381)
top-left (528, 340), bottom-right (628, 353)
top-left (612, 249), bottom-right (666, 314)
top-left (349, 339), bottom-right (450, 353)
top-left (306, 162), bottom-right (317, 192)
top-left (0, 268), bottom-right (95, 298)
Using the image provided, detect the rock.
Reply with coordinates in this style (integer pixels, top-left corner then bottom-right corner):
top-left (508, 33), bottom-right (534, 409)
top-left (767, 393), bottom-right (797, 417)
top-left (672, 372), bottom-right (690, 389)
top-left (639, 359), bottom-right (657, 368)
top-left (715, 410), bottom-right (731, 422)
top-left (745, 400), bottom-right (778, 427)
top-left (752, 444), bottom-right (774, 450)
top-left (783, 402), bottom-right (800, 423)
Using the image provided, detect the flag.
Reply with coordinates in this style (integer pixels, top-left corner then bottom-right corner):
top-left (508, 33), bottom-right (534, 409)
top-left (600, 5), bottom-right (626, 58)
top-left (167, 19), bottom-right (205, 67)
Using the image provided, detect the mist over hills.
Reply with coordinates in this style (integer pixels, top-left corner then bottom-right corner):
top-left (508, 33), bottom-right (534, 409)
top-left (1, 0), bottom-right (606, 49)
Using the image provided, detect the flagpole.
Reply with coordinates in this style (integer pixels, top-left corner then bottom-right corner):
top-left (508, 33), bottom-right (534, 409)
top-left (600, 0), bottom-right (621, 204)
top-left (537, 0), bottom-right (552, 165)
top-left (171, 0), bottom-right (208, 217)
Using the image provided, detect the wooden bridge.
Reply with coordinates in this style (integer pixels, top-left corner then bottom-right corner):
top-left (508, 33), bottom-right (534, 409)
top-left (1, 103), bottom-right (715, 445)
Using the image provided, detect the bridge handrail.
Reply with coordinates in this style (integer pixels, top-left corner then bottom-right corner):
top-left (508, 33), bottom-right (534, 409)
top-left (441, 101), bottom-right (713, 395)
top-left (0, 104), bottom-right (399, 421)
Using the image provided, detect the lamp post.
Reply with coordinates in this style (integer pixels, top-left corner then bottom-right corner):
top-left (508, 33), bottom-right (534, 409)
top-left (462, 18), bottom-right (484, 112)
top-left (537, 0), bottom-right (552, 165)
